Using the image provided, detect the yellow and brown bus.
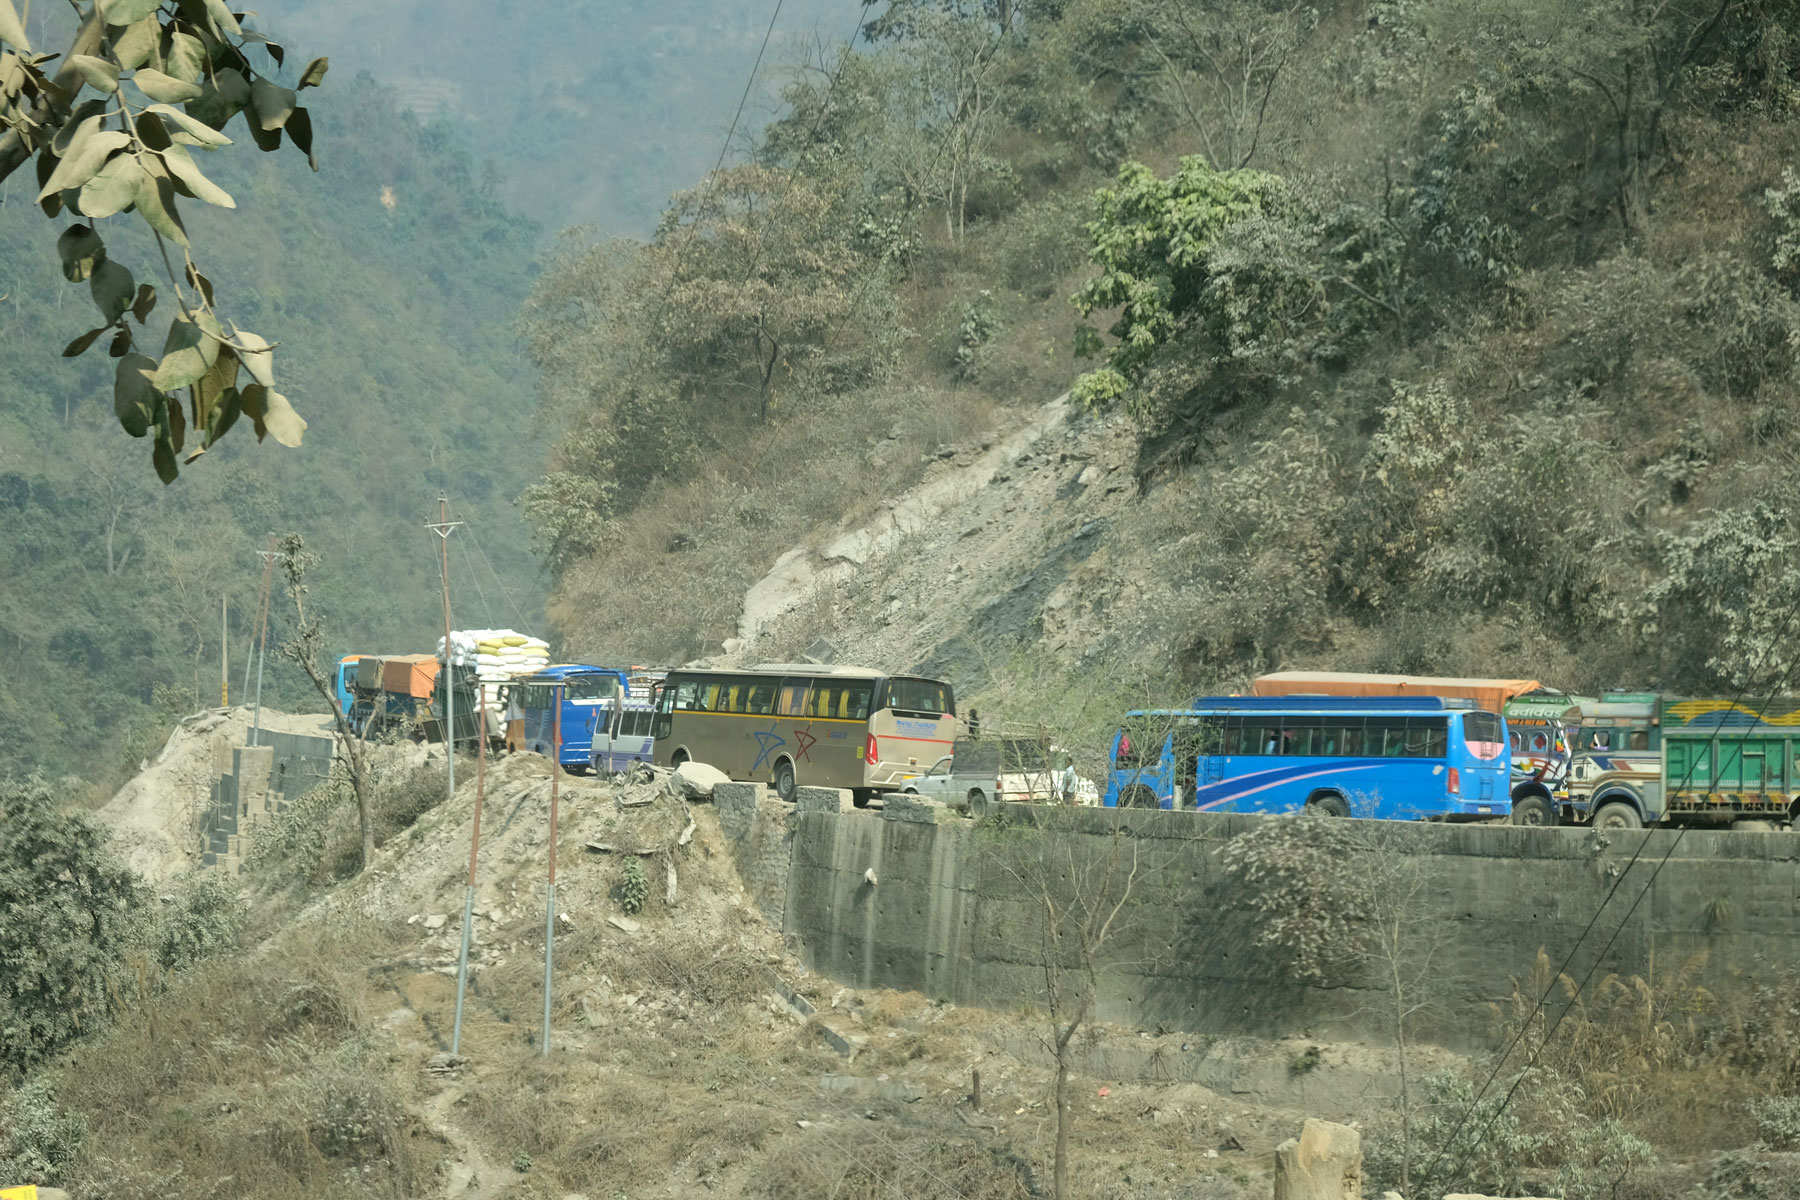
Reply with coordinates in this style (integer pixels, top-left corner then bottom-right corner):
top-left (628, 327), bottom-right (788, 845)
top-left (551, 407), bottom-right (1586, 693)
top-left (651, 665), bottom-right (959, 803)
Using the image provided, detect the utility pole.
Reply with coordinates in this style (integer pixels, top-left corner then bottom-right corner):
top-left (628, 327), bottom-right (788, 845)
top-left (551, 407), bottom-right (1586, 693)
top-left (250, 536), bottom-right (280, 747)
top-left (426, 498), bottom-right (463, 802)
top-left (543, 683), bottom-right (562, 1057)
top-left (220, 596), bottom-right (229, 708)
top-left (452, 683), bottom-right (488, 1056)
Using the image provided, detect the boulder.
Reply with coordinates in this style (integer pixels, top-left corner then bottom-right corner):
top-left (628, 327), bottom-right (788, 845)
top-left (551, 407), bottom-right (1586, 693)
top-left (671, 761), bottom-right (730, 799)
top-left (1273, 1118), bottom-right (1362, 1200)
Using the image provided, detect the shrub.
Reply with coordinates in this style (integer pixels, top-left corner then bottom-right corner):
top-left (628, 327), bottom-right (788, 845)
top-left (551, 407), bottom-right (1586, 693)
top-left (0, 779), bottom-right (144, 1073)
top-left (617, 858), bottom-right (650, 915)
top-left (0, 1075), bottom-right (86, 1186)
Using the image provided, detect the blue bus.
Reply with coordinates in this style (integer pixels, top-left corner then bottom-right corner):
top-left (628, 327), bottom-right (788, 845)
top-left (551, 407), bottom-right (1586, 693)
top-left (513, 665), bottom-right (630, 771)
top-left (1103, 696), bottom-right (1510, 820)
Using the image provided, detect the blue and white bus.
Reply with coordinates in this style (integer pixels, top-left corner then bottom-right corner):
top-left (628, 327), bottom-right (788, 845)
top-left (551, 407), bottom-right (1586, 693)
top-left (588, 701), bottom-right (658, 776)
top-left (1103, 696), bottom-right (1510, 820)
top-left (513, 665), bottom-right (630, 771)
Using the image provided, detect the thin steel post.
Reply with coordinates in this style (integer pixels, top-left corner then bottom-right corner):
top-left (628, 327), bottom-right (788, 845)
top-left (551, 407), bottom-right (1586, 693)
top-left (426, 498), bottom-right (463, 803)
top-left (542, 684), bottom-right (562, 1056)
top-left (250, 536), bottom-right (277, 747)
top-left (220, 596), bottom-right (229, 707)
top-left (452, 684), bottom-right (488, 1056)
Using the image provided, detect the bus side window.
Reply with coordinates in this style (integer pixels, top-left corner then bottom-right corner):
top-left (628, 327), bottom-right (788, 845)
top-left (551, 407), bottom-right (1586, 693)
top-left (845, 685), bottom-right (872, 721)
top-left (1627, 729), bottom-right (1648, 750)
top-left (747, 683), bottom-right (777, 715)
top-left (1424, 720), bottom-right (1447, 758)
top-left (674, 681), bottom-right (699, 710)
top-left (779, 682), bottom-right (808, 716)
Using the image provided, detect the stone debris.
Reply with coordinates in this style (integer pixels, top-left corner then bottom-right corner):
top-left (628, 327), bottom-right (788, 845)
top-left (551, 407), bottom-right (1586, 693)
top-left (607, 915), bottom-right (641, 934)
top-left (426, 1052), bottom-right (468, 1077)
top-left (671, 760), bottom-right (731, 799)
top-left (820, 1074), bottom-right (926, 1103)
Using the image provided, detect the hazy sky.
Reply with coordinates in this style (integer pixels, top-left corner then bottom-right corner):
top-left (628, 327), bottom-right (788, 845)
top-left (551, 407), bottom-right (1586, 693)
top-left (245, 0), bottom-right (855, 233)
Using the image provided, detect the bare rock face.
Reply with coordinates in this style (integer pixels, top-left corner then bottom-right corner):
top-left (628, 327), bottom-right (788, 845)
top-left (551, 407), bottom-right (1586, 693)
top-left (1273, 1118), bottom-right (1363, 1200)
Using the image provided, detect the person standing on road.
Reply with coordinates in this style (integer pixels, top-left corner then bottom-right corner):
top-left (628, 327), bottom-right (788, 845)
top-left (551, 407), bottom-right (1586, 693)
top-left (504, 686), bottom-right (526, 753)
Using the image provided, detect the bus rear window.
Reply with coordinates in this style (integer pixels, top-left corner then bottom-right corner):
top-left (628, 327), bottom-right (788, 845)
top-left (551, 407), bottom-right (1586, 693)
top-left (1463, 711), bottom-right (1506, 759)
top-left (882, 678), bottom-right (954, 717)
top-left (1114, 721), bottom-right (1164, 767)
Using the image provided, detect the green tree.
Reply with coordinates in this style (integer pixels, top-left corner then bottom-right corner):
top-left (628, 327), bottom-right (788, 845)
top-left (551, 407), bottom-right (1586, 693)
top-left (0, 0), bottom-right (325, 482)
top-left (1070, 155), bottom-right (1404, 425)
top-left (0, 779), bottom-right (143, 1074)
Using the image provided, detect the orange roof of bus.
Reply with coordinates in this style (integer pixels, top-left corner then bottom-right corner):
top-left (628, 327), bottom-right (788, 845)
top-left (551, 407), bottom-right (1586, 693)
top-left (1251, 672), bottom-right (1542, 713)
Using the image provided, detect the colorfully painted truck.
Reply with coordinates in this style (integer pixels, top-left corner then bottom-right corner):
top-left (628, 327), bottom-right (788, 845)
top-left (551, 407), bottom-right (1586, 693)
top-left (1562, 694), bottom-right (1800, 830)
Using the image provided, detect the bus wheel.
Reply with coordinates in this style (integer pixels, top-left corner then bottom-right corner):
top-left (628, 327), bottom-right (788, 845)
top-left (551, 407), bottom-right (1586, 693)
top-left (852, 790), bottom-right (873, 809)
top-left (1511, 796), bottom-right (1558, 827)
top-left (774, 760), bottom-right (797, 803)
top-left (1119, 785), bottom-right (1156, 809)
top-left (1592, 802), bottom-right (1643, 831)
top-left (671, 749), bottom-right (691, 769)
top-left (967, 788), bottom-right (989, 818)
top-left (1306, 793), bottom-right (1350, 818)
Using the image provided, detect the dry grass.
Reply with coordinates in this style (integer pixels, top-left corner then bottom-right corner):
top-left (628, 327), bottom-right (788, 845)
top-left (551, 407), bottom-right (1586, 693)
top-left (57, 917), bottom-right (432, 1200)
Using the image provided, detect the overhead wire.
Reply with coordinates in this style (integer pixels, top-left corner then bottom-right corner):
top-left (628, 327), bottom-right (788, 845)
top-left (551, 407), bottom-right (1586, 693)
top-left (1422, 582), bottom-right (1800, 1189)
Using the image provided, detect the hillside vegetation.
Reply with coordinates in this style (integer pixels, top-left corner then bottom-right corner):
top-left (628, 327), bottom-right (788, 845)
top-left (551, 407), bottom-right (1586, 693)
top-left (0, 75), bottom-right (545, 784)
top-left (528, 0), bottom-right (1800, 705)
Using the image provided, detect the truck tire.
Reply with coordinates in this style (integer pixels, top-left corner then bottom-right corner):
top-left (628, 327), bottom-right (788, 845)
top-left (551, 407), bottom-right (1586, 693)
top-left (967, 788), bottom-right (989, 818)
top-left (1511, 796), bottom-right (1558, 827)
top-left (1592, 801), bottom-right (1643, 831)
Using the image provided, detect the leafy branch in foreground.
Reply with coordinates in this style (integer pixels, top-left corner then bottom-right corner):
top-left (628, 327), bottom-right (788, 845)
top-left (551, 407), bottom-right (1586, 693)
top-left (0, 0), bottom-right (325, 482)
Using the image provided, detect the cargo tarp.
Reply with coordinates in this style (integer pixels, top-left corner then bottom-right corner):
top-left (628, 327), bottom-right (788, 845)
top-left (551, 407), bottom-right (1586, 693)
top-left (1252, 672), bottom-right (1543, 713)
top-left (381, 654), bottom-right (440, 699)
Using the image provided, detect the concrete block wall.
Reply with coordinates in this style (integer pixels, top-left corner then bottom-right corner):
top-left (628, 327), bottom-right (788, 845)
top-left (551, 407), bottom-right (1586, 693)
top-left (199, 732), bottom-right (336, 874)
top-left (778, 806), bottom-right (1800, 1049)
top-left (713, 782), bottom-right (796, 923)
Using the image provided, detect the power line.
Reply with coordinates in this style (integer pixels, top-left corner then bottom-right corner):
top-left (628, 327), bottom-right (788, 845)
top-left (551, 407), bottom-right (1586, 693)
top-left (1425, 589), bottom-right (1800, 1189)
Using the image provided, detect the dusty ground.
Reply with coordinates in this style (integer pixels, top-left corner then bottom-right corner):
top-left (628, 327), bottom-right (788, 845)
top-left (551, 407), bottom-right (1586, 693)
top-left (97, 705), bottom-right (347, 880)
top-left (211, 755), bottom-right (1421, 1197)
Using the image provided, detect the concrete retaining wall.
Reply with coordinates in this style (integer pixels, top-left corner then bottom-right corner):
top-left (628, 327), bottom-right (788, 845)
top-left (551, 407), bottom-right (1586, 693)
top-left (200, 731), bottom-right (337, 873)
top-left (780, 805), bottom-right (1800, 1049)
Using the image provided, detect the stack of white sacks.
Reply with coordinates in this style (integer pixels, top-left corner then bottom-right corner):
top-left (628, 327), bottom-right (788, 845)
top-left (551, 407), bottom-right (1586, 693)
top-left (436, 628), bottom-right (551, 726)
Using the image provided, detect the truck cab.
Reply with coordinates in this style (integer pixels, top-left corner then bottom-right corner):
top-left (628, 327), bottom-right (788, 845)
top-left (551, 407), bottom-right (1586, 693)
top-left (1562, 693), bottom-right (1664, 829)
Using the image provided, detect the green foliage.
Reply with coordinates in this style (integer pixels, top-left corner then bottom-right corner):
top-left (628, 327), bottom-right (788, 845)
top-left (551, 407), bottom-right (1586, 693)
top-left (1749, 1095), bottom-right (1800, 1150)
top-left (152, 873), bottom-right (243, 972)
top-left (0, 2), bottom-right (328, 481)
top-left (1070, 157), bottom-right (1401, 425)
top-left (953, 289), bottom-right (1001, 379)
top-left (616, 857), bottom-right (649, 915)
top-left (0, 1075), bottom-right (87, 1187)
top-left (0, 779), bottom-right (144, 1074)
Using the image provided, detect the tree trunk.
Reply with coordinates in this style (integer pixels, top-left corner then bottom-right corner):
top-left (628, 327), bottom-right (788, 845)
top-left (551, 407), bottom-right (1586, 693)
top-left (1053, 1047), bottom-right (1072, 1200)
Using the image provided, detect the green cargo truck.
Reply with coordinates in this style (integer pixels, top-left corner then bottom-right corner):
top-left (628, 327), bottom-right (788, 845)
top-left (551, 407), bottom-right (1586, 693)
top-left (1563, 694), bottom-right (1800, 830)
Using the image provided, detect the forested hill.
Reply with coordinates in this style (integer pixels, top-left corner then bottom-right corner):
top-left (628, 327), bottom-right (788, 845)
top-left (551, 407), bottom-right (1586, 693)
top-left (523, 0), bottom-right (1800, 714)
top-left (0, 75), bottom-right (545, 783)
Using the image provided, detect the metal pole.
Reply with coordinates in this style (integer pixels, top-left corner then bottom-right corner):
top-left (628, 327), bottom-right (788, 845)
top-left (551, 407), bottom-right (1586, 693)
top-left (428, 498), bottom-right (463, 804)
top-left (250, 537), bottom-right (276, 747)
top-left (220, 596), bottom-right (229, 707)
top-left (452, 684), bottom-right (488, 1056)
top-left (542, 684), bottom-right (562, 1056)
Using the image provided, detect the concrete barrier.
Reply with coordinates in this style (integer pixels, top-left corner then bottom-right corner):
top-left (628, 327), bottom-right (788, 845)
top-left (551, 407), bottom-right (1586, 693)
top-left (779, 807), bottom-right (1800, 1049)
